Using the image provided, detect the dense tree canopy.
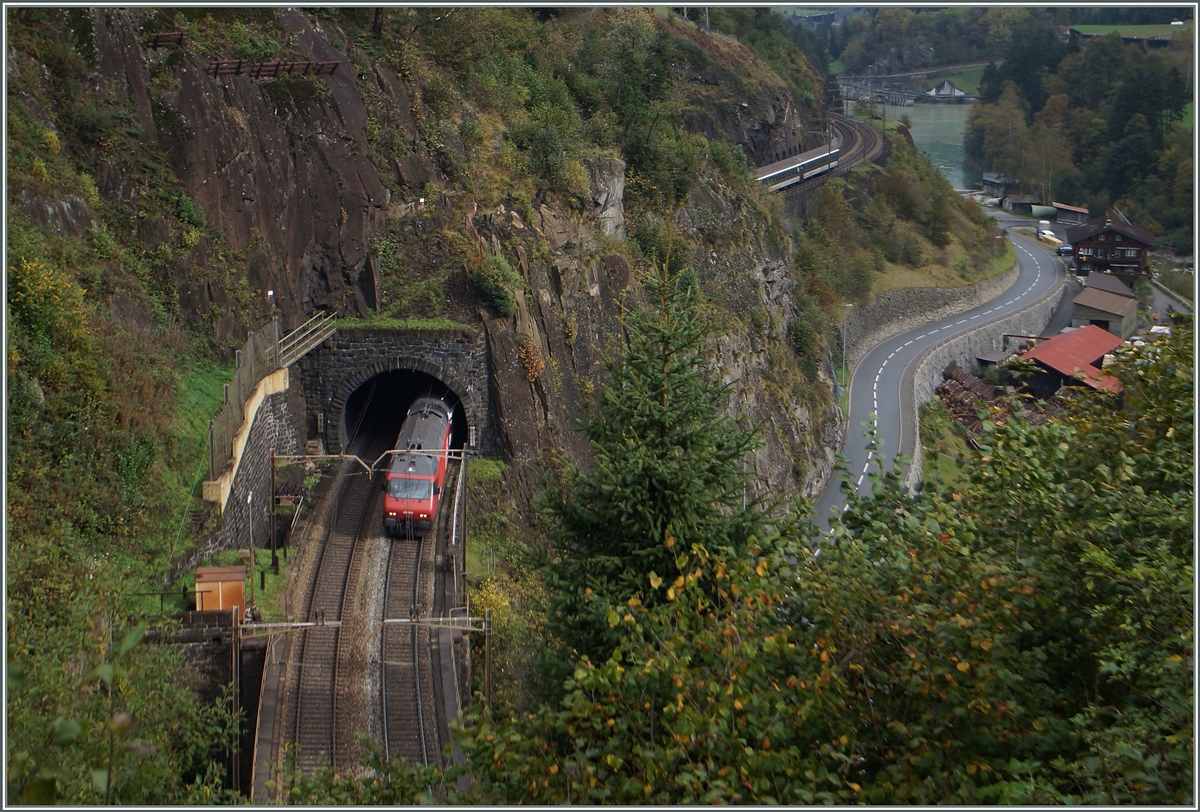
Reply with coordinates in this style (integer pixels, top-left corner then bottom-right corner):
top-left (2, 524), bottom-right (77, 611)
top-left (457, 317), bottom-right (1194, 805)
top-left (294, 309), bottom-right (1192, 805)
top-left (967, 28), bottom-right (1192, 250)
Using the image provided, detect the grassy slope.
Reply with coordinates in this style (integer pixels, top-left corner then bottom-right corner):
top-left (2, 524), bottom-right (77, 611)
top-left (1071, 22), bottom-right (1194, 37)
top-left (937, 65), bottom-right (984, 96)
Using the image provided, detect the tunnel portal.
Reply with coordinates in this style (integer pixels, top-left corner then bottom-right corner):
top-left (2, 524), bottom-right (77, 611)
top-left (298, 327), bottom-right (493, 458)
top-left (343, 369), bottom-right (468, 455)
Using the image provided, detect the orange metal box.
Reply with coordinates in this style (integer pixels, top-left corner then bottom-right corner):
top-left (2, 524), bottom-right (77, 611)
top-left (194, 566), bottom-right (246, 618)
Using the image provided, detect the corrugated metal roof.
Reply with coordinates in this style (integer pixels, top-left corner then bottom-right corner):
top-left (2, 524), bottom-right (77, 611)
top-left (1084, 272), bottom-right (1136, 298)
top-left (1073, 287), bottom-right (1138, 317)
top-left (1020, 325), bottom-right (1124, 392)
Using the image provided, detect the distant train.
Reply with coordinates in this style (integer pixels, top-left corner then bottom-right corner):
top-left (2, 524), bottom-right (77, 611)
top-left (381, 397), bottom-right (453, 538)
top-left (756, 147), bottom-right (841, 192)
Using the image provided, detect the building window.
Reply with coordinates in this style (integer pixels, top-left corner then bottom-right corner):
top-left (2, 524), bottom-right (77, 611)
top-left (1079, 248), bottom-right (1093, 256)
top-left (1097, 249), bottom-right (1107, 258)
top-left (1115, 234), bottom-right (1123, 241)
top-left (1098, 234), bottom-right (1106, 241)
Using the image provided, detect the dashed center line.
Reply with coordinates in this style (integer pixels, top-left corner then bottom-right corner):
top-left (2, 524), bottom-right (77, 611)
top-left (848, 243), bottom-right (1054, 500)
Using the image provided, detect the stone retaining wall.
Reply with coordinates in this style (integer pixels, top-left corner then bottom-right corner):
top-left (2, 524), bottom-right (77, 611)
top-left (842, 261), bottom-right (1022, 372)
top-left (170, 378), bottom-right (305, 582)
top-left (901, 278), bottom-right (1070, 490)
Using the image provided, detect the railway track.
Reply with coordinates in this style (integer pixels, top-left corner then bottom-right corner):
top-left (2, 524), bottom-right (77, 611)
top-left (279, 420), bottom-right (454, 784)
top-left (380, 461), bottom-right (454, 766)
top-left (288, 462), bottom-right (380, 772)
top-left (779, 113), bottom-right (886, 213)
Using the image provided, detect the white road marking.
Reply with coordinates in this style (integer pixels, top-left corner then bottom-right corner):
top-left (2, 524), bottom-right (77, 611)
top-left (843, 241), bottom-right (1060, 503)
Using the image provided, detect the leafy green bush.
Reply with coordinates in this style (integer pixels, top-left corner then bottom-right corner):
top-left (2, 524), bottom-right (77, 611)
top-left (470, 254), bottom-right (523, 317)
top-left (709, 140), bottom-right (749, 177)
top-left (172, 192), bottom-right (205, 228)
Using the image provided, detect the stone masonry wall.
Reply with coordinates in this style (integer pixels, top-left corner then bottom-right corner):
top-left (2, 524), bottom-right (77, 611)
top-left (901, 277), bottom-right (1070, 491)
top-left (842, 261), bottom-right (1023, 373)
top-left (298, 327), bottom-right (495, 456)
top-left (170, 380), bottom-right (305, 582)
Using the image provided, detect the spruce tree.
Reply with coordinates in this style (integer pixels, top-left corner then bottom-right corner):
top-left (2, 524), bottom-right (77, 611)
top-left (541, 249), bottom-right (767, 685)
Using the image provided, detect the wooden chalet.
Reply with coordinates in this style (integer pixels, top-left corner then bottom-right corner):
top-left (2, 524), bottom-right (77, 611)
top-left (1064, 215), bottom-right (1156, 278)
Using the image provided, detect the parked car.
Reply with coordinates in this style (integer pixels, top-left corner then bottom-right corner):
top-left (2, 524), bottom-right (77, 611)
top-left (1056, 244), bottom-right (1073, 256)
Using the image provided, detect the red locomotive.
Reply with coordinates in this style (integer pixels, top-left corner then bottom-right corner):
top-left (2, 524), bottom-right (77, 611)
top-left (382, 397), bottom-right (453, 537)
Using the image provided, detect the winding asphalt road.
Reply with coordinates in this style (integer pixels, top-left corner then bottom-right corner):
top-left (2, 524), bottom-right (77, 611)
top-left (812, 234), bottom-right (1068, 528)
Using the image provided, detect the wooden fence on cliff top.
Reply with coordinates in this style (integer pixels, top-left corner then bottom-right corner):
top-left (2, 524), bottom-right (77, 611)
top-left (207, 313), bottom-right (338, 481)
top-left (208, 320), bottom-right (281, 481)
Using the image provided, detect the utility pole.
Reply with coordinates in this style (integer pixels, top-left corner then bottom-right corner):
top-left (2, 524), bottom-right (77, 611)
top-left (270, 453), bottom-right (278, 574)
top-left (246, 490), bottom-right (254, 602)
top-left (484, 607), bottom-right (493, 711)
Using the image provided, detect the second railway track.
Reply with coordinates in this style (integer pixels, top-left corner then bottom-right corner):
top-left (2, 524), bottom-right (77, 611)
top-left (288, 461), bottom-right (381, 772)
top-left (380, 461), bottom-right (454, 766)
top-left (280, 433), bottom-right (450, 780)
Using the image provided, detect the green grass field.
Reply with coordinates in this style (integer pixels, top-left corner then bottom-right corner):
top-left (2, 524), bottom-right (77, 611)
top-left (937, 65), bottom-right (984, 96)
top-left (1071, 22), bottom-right (1193, 38)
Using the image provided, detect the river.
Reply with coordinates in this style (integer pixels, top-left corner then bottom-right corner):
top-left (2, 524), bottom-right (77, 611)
top-left (844, 100), bottom-right (977, 190)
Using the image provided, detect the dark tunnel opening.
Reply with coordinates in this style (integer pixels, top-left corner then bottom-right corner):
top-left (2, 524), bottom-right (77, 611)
top-left (342, 369), bottom-right (468, 455)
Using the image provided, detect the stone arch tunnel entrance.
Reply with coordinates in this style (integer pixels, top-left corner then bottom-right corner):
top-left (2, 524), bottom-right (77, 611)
top-left (298, 328), bottom-right (495, 459)
top-left (342, 369), bottom-right (469, 455)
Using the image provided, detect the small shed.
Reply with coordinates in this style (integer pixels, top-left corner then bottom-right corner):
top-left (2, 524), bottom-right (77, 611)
top-left (981, 173), bottom-right (1009, 198)
top-left (1002, 194), bottom-right (1041, 215)
top-left (195, 566), bottom-right (246, 619)
top-left (1071, 287), bottom-right (1139, 339)
top-left (1019, 324), bottom-right (1124, 398)
top-left (1053, 202), bottom-right (1089, 226)
top-left (1084, 271), bottom-right (1136, 299)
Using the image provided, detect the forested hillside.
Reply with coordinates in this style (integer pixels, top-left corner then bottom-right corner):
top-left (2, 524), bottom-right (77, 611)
top-left (790, 6), bottom-right (1194, 252)
top-left (967, 26), bottom-right (1192, 251)
top-left (9, 7), bottom-right (1186, 806)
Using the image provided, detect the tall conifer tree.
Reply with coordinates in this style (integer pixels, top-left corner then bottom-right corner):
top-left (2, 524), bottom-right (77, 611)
top-left (541, 246), bottom-right (766, 682)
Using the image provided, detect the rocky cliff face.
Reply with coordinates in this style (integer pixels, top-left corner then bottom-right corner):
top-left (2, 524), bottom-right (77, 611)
top-left (479, 162), bottom-right (840, 503)
top-left (89, 9), bottom-right (394, 331)
top-left (18, 7), bottom-right (839, 506)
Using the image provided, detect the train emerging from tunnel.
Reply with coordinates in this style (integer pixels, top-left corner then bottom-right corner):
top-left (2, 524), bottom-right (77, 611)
top-left (381, 397), bottom-right (453, 538)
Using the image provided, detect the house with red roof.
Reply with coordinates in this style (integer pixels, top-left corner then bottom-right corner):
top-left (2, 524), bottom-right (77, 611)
top-left (1019, 325), bottom-right (1124, 399)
